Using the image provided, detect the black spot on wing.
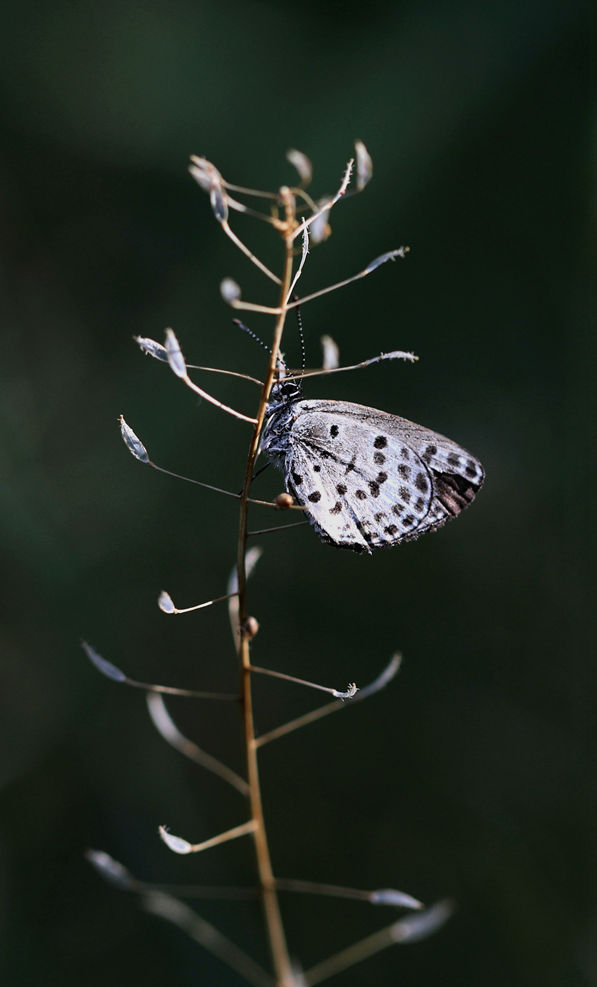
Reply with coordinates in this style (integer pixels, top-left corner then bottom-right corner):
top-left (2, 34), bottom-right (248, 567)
top-left (308, 491), bottom-right (321, 503)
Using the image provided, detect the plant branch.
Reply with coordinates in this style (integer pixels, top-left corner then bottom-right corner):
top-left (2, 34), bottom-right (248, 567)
top-left (143, 893), bottom-right (275, 987)
top-left (146, 693), bottom-right (249, 795)
top-left (221, 219), bottom-right (282, 284)
top-left (165, 329), bottom-right (259, 423)
top-left (159, 820), bottom-right (257, 855)
top-left (234, 187), bottom-right (299, 986)
top-left (274, 877), bottom-right (422, 910)
top-left (255, 654), bottom-right (402, 748)
top-left (226, 247), bottom-right (409, 317)
top-left (291, 157), bottom-right (354, 241)
top-left (158, 590), bottom-right (236, 615)
top-left (188, 365), bottom-right (264, 385)
top-left (302, 901), bottom-right (454, 985)
top-left (284, 349), bottom-right (418, 383)
top-left (249, 664), bottom-right (357, 700)
top-left (86, 849), bottom-right (258, 899)
top-left (285, 248), bottom-right (409, 308)
top-left (247, 521), bottom-right (307, 536)
top-left (82, 641), bottom-right (237, 701)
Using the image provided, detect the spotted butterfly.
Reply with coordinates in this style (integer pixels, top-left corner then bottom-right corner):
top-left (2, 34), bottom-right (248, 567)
top-left (260, 380), bottom-right (484, 553)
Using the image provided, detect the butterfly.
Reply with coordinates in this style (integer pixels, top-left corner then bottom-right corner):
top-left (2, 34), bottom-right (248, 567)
top-left (260, 380), bottom-right (484, 553)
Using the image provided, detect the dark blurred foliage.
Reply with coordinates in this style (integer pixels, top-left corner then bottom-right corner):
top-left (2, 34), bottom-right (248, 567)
top-left (0, 0), bottom-right (593, 984)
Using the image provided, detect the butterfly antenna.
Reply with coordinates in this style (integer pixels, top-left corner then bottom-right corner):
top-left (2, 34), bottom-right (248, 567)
top-left (233, 318), bottom-right (288, 380)
top-left (291, 294), bottom-right (306, 381)
top-left (232, 318), bottom-right (271, 354)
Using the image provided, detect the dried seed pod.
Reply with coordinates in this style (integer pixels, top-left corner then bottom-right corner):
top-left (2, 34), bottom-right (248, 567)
top-left (320, 334), bottom-right (340, 370)
top-left (286, 148), bottom-right (313, 185)
top-left (355, 139), bottom-right (373, 190)
top-left (119, 416), bottom-right (149, 463)
top-left (220, 277), bottom-right (241, 303)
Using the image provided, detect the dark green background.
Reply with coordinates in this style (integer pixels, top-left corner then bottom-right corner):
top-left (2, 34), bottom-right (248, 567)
top-left (1, 1), bottom-right (592, 984)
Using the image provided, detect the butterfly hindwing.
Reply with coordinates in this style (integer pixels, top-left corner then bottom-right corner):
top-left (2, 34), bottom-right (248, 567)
top-left (381, 414), bottom-right (484, 520)
top-left (280, 400), bottom-right (483, 552)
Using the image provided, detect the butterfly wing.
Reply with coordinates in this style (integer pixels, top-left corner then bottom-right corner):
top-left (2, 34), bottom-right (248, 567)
top-left (283, 400), bottom-right (484, 552)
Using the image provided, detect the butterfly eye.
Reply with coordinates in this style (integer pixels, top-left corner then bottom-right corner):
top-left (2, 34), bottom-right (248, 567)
top-left (279, 382), bottom-right (300, 399)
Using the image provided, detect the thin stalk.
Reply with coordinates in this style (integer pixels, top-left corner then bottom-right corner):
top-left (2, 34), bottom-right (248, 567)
top-left (234, 189), bottom-right (297, 986)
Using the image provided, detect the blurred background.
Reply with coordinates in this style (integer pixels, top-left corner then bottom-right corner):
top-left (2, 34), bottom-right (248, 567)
top-left (0, 0), bottom-right (592, 984)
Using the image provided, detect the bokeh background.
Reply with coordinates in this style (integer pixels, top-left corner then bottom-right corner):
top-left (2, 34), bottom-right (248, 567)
top-left (1, 1), bottom-right (592, 984)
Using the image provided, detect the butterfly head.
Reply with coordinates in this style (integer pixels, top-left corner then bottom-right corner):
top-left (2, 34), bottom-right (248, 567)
top-left (266, 378), bottom-right (302, 413)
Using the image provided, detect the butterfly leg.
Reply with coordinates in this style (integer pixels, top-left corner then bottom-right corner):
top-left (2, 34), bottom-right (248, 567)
top-left (237, 461), bottom-right (272, 496)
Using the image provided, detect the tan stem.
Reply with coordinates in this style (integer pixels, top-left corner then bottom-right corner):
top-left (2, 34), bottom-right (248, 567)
top-left (235, 191), bottom-right (297, 986)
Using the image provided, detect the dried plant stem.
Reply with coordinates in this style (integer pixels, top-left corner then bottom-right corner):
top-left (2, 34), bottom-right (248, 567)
top-left (146, 693), bottom-right (249, 795)
top-left (249, 664), bottom-right (356, 699)
top-left (274, 877), bottom-right (384, 902)
top-left (177, 820), bottom-right (258, 855)
top-left (302, 901), bottom-right (454, 985)
top-left (235, 190), bottom-right (297, 986)
top-left (221, 218), bottom-right (282, 285)
top-left (91, 149), bottom-right (446, 985)
top-left (143, 893), bottom-right (275, 987)
top-left (254, 701), bottom-right (344, 749)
